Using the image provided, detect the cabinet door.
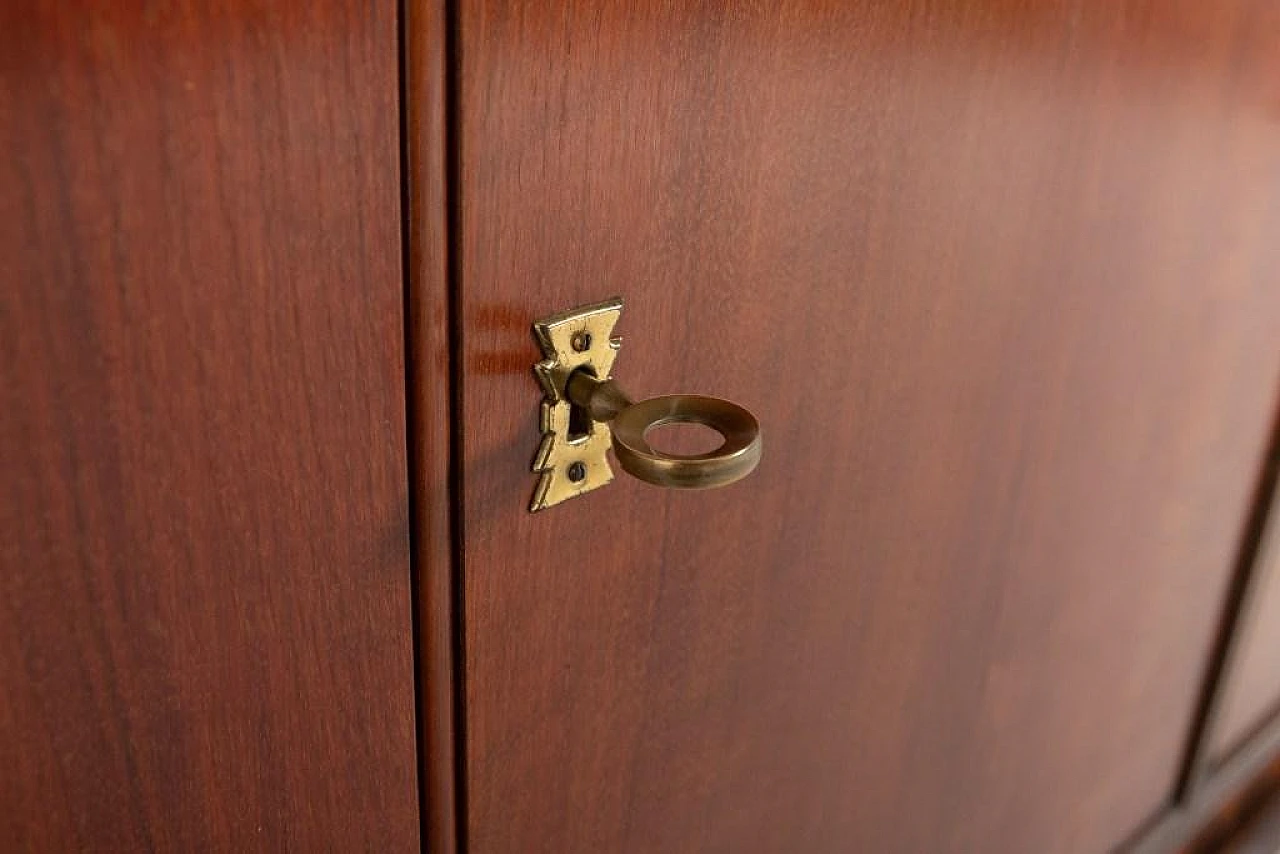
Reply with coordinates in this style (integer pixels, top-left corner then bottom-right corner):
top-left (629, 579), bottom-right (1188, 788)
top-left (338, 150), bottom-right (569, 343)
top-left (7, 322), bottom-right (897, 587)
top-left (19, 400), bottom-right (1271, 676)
top-left (0, 2), bottom-right (419, 849)
top-left (446, 2), bottom-right (1280, 852)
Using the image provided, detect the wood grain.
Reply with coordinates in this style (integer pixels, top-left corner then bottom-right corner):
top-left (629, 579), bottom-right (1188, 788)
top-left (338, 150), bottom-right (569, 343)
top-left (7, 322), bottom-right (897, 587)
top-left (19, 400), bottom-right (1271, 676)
top-left (448, 1), bottom-right (1280, 852)
top-left (0, 2), bottom-right (419, 849)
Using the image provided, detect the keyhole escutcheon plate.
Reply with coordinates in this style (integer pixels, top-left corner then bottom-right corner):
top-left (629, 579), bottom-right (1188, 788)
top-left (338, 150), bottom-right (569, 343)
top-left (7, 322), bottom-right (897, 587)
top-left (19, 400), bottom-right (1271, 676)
top-left (530, 297), bottom-right (623, 511)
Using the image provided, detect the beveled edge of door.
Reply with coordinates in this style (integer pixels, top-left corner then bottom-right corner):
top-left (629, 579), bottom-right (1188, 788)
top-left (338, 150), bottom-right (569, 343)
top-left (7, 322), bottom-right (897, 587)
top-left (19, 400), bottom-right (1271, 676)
top-left (404, 0), bottom-right (463, 850)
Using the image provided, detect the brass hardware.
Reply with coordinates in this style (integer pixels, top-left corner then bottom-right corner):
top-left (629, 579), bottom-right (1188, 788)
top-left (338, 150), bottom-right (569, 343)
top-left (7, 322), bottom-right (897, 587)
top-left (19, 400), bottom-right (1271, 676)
top-left (530, 298), bottom-right (762, 511)
top-left (531, 298), bottom-right (624, 511)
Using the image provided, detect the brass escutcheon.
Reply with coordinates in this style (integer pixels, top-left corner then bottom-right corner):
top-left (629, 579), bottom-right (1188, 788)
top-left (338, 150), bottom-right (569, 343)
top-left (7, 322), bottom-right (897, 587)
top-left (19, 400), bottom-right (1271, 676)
top-left (530, 298), bottom-right (762, 511)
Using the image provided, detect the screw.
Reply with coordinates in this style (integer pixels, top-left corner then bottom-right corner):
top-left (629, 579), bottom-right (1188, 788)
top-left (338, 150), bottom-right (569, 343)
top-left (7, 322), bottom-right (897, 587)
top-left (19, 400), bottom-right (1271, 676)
top-left (567, 461), bottom-right (587, 483)
top-left (571, 331), bottom-right (592, 353)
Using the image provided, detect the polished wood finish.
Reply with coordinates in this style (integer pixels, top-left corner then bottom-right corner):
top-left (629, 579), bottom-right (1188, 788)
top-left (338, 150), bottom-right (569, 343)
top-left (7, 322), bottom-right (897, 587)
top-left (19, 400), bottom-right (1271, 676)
top-left (1211, 507), bottom-right (1280, 764)
top-left (450, 1), bottom-right (1280, 852)
top-left (405, 0), bottom-right (460, 850)
top-left (0, 2), bottom-right (418, 849)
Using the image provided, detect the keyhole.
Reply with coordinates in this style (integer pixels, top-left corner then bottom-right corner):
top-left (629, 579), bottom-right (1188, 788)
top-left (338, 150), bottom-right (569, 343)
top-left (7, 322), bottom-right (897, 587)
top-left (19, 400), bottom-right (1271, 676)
top-left (566, 368), bottom-right (596, 443)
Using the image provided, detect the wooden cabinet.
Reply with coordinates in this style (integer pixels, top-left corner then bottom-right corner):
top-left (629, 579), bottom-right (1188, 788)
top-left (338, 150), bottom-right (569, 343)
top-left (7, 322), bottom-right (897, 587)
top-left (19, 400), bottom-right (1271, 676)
top-left (5, 1), bottom-right (1280, 852)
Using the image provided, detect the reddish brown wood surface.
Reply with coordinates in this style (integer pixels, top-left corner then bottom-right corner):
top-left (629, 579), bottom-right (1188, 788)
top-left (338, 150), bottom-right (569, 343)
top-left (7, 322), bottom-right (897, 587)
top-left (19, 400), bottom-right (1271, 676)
top-left (449, 1), bottom-right (1280, 852)
top-left (1212, 502), bottom-right (1280, 764)
top-left (0, 2), bottom-right (419, 849)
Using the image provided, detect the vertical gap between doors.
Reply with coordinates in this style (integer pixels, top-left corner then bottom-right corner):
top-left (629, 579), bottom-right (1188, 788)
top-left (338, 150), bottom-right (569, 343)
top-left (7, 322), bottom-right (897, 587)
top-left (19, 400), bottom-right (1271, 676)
top-left (400, 0), bottom-right (466, 849)
top-left (444, 0), bottom-right (469, 848)
top-left (394, 0), bottom-right (427, 845)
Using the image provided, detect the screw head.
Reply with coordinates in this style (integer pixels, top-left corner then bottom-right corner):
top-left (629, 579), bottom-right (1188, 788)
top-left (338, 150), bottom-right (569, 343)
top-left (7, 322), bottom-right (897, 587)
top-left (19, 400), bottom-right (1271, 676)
top-left (567, 461), bottom-right (587, 483)
top-left (570, 331), bottom-right (592, 353)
